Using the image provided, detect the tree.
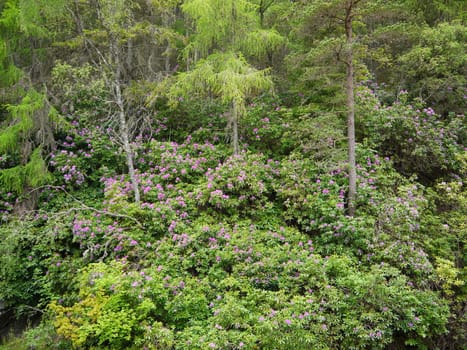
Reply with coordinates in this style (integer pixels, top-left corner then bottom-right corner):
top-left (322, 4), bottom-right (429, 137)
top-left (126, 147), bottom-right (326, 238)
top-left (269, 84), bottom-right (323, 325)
top-left (171, 0), bottom-right (282, 154)
top-left (96, 0), bottom-right (142, 202)
top-left (342, 0), bottom-right (358, 216)
top-left (169, 52), bottom-right (273, 154)
top-left (56, 0), bottom-right (182, 203)
top-left (0, 0), bottom-right (65, 202)
top-left (286, 0), bottom-right (370, 215)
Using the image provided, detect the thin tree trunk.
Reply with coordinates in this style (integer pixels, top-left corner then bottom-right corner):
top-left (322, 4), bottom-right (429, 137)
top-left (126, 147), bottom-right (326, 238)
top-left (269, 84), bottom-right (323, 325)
top-left (345, 0), bottom-right (357, 216)
top-left (115, 80), bottom-right (140, 203)
top-left (232, 101), bottom-right (239, 155)
top-left (111, 37), bottom-right (140, 203)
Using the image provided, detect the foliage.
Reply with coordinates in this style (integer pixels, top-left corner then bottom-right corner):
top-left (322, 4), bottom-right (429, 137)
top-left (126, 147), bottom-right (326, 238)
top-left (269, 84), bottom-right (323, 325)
top-left (356, 87), bottom-right (464, 182)
top-left (1, 1), bottom-right (466, 349)
top-left (0, 90), bottom-right (57, 194)
top-left (397, 22), bottom-right (467, 115)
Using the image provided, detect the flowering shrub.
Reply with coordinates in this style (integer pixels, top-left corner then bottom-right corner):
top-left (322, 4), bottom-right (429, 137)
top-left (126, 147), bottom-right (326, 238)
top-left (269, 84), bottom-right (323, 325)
top-left (274, 155), bottom-right (347, 232)
top-left (1, 122), bottom-right (460, 349)
top-left (193, 152), bottom-right (280, 216)
top-left (50, 124), bottom-right (124, 189)
top-left (357, 87), bottom-right (463, 182)
top-left (50, 218), bottom-right (449, 349)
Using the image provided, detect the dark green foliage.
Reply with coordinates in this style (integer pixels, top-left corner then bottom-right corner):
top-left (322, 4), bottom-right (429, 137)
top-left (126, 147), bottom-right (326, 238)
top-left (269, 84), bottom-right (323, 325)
top-left (356, 87), bottom-right (464, 183)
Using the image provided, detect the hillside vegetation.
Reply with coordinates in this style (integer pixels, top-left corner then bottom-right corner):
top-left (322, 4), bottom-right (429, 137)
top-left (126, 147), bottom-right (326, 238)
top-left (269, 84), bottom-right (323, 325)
top-left (0, 1), bottom-right (465, 349)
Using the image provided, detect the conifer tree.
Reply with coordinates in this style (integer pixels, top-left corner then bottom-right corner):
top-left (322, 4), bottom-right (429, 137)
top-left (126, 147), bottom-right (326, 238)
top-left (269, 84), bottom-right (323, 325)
top-left (172, 0), bottom-right (282, 154)
top-left (169, 52), bottom-right (273, 154)
top-left (0, 0), bottom-right (65, 199)
top-left (286, 0), bottom-right (402, 215)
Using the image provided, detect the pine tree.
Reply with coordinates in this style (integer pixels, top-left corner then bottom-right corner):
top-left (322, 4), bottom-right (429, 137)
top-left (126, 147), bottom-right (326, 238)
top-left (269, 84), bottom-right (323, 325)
top-left (0, 0), bottom-right (65, 199)
top-left (285, 0), bottom-right (405, 215)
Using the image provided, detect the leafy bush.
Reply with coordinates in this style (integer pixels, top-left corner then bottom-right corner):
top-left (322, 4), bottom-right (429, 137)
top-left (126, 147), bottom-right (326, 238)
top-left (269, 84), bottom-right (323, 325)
top-left (357, 87), bottom-right (464, 183)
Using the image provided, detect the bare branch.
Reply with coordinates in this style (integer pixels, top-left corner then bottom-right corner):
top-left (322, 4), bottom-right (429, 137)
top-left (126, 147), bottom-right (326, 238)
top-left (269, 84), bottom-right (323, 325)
top-left (24, 186), bottom-right (144, 228)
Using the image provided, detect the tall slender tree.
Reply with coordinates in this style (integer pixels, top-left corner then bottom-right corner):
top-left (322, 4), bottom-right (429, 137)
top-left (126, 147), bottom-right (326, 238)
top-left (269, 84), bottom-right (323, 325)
top-left (171, 0), bottom-right (282, 154)
top-left (286, 0), bottom-right (392, 215)
top-left (344, 0), bottom-right (358, 216)
top-left (95, 0), bottom-right (141, 202)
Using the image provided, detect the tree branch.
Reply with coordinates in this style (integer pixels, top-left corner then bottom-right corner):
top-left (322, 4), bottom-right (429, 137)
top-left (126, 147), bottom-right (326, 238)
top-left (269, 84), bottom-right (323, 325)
top-left (24, 186), bottom-right (143, 228)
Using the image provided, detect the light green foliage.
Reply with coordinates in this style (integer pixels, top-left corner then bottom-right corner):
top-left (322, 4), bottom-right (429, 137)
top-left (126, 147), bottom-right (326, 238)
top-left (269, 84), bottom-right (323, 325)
top-left (0, 0), bottom-right (67, 196)
top-left (182, 0), bottom-right (257, 57)
top-left (50, 261), bottom-right (173, 349)
top-left (0, 90), bottom-right (55, 193)
top-left (435, 258), bottom-right (464, 297)
top-left (0, 90), bottom-right (41, 153)
top-left (170, 52), bottom-right (272, 112)
top-left (169, 52), bottom-right (273, 153)
top-left (0, 38), bottom-right (22, 88)
top-left (240, 28), bottom-right (285, 60)
top-left (0, 0), bottom-right (66, 38)
top-left (171, 0), bottom-right (282, 154)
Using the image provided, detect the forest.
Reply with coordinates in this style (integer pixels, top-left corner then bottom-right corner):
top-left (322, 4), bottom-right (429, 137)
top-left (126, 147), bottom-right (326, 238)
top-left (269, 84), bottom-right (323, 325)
top-left (0, 0), bottom-right (465, 349)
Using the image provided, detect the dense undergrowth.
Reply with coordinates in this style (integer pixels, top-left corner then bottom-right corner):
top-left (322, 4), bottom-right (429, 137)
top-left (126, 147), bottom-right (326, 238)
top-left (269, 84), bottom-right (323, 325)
top-left (0, 88), bottom-right (465, 349)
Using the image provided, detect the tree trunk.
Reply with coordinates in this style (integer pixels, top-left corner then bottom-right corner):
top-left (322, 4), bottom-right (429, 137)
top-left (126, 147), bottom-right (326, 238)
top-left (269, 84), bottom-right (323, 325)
top-left (115, 80), bottom-right (140, 203)
top-left (111, 37), bottom-right (140, 203)
top-left (345, 0), bottom-right (357, 216)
